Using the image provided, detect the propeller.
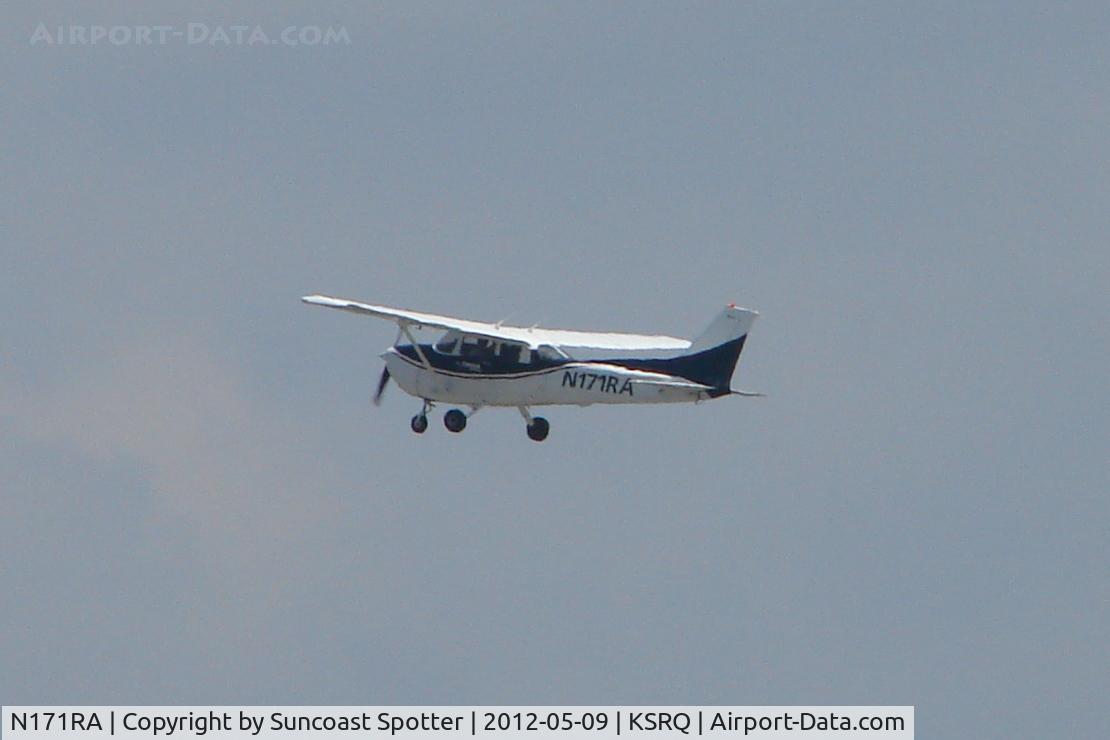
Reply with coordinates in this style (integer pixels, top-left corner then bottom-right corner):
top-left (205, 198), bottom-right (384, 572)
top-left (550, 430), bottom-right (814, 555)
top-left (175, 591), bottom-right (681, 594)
top-left (373, 366), bottom-right (391, 406)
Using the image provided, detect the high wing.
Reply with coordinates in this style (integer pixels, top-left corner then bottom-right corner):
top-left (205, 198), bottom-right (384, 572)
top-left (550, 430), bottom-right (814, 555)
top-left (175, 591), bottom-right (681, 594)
top-left (302, 294), bottom-right (692, 351)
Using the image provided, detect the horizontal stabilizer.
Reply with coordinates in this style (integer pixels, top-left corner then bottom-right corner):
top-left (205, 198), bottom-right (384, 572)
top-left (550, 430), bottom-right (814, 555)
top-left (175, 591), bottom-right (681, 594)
top-left (630, 378), bottom-right (715, 391)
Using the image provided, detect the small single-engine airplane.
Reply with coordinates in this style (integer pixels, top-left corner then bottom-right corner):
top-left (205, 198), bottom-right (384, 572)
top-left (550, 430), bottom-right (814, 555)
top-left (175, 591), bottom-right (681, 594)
top-left (303, 294), bottom-right (761, 441)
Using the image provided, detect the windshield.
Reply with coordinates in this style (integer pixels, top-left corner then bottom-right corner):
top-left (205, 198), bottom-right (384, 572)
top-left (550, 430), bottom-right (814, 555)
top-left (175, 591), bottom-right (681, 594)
top-left (434, 331), bottom-right (461, 354)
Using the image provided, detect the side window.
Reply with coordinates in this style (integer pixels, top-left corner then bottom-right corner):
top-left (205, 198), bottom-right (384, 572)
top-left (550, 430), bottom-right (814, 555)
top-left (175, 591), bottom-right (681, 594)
top-left (536, 346), bottom-right (563, 362)
top-left (461, 337), bottom-right (494, 360)
top-left (499, 343), bottom-right (522, 364)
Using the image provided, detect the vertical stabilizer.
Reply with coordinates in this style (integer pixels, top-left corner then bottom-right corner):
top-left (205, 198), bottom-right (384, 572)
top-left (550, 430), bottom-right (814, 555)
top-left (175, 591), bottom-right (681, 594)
top-left (670, 304), bottom-right (757, 392)
top-left (688, 305), bottom-right (758, 354)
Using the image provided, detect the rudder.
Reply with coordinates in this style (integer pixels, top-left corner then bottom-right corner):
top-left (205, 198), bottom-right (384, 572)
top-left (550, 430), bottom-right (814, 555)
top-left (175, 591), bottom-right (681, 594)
top-left (688, 304), bottom-right (758, 354)
top-left (677, 305), bottom-right (758, 392)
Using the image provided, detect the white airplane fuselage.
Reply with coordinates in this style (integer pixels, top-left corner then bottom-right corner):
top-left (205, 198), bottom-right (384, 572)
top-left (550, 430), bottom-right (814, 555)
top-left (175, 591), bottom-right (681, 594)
top-left (384, 347), bottom-right (706, 407)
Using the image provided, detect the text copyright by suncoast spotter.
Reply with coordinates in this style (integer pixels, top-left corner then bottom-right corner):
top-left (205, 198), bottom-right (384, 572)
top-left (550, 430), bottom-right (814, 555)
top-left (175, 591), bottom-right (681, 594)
top-left (5, 707), bottom-right (913, 739)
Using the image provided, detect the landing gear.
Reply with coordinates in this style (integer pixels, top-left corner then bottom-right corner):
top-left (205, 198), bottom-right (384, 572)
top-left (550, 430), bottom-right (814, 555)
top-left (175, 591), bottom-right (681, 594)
top-left (526, 417), bottom-right (550, 442)
top-left (518, 406), bottom-right (550, 442)
top-left (410, 403), bottom-right (543, 439)
top-left (411, 400), bottom-right (433, 434)
top-left (444, 408), bottom-right (467, 433)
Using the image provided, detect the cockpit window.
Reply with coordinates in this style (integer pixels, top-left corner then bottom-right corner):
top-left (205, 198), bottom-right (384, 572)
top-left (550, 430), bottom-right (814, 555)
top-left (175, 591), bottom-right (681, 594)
top-left (434, 337), bottom-right (459, 354)
top-left (498, 343), bottom-right (522, 364)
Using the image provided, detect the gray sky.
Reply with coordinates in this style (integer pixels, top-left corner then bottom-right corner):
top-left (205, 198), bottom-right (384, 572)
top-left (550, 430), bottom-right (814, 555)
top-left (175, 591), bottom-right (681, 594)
top-left (2, 2), bottom-right (1107, 737)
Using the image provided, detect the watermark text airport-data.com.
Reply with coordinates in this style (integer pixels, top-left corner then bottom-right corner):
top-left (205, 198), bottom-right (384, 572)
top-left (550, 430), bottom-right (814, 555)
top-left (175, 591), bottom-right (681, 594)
top-left (30, 23), bottom-right (351, 47)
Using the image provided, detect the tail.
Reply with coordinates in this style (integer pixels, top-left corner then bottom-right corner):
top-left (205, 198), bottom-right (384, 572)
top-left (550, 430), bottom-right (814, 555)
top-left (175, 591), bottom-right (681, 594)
top-left (670, 304), bottom-right (758, 395)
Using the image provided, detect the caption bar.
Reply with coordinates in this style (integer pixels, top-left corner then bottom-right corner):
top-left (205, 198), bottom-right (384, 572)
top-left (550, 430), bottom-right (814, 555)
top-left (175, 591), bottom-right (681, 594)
top-left (4, 707), bottom-right (912, 740)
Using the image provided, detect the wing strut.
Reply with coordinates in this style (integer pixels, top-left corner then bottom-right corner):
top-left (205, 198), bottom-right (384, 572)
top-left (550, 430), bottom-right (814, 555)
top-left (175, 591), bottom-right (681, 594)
top-left (399, 323), bottom-right (433, 370)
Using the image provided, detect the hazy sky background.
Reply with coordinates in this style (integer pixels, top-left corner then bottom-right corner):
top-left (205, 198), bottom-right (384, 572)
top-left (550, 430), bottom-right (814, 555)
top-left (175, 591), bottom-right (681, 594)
top-left (2, 2), bottom-right (1107, 737)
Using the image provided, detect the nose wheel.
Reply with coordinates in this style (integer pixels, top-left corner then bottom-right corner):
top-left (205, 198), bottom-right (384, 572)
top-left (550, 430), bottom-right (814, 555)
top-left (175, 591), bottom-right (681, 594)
top-left (411, 400), bottom-right (433, 434)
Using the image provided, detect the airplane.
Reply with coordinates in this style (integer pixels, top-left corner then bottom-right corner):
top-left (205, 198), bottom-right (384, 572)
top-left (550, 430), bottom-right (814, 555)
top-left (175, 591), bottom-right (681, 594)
top-left (303, 294), bottom-right (761, 441)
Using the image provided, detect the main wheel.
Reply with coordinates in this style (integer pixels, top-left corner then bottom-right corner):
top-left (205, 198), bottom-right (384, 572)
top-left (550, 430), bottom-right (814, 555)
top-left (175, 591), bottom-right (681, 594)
top-left (410, 414), bottom-right (428, 434)
top-left (526, 417), bottom-right (550, 442)
top-left (444, 409), bottom-right (467, 433)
